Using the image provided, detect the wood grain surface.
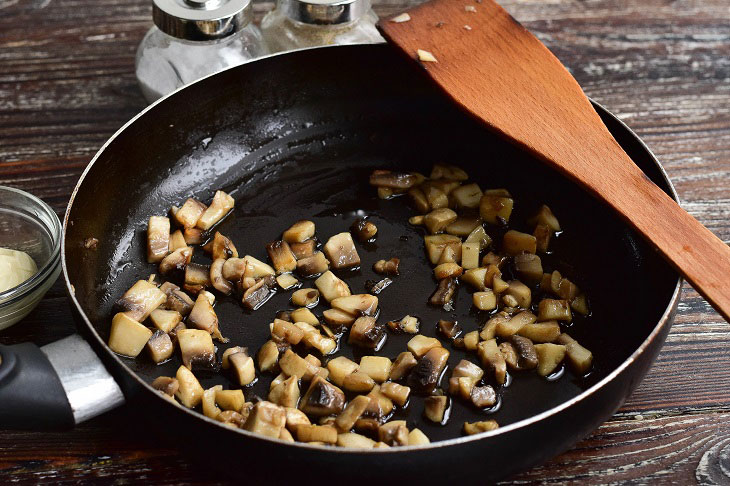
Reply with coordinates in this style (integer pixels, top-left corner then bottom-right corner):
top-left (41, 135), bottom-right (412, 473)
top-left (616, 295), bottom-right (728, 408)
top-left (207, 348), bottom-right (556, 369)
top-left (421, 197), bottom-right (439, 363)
top-left (1, 0), bottom-right (729, 484)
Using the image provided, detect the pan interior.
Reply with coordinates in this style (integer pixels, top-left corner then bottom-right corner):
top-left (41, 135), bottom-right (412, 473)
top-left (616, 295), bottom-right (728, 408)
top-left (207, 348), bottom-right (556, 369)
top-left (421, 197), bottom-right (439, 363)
top-left (65, 45), bottom-right (678, 443)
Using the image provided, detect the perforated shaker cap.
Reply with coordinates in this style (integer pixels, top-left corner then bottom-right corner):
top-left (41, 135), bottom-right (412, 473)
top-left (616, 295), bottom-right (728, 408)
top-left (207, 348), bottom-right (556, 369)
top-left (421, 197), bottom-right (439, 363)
top-left (281, 0), bottom-right (371, 25)
top-left (153, 0), bottom-right (253, 41)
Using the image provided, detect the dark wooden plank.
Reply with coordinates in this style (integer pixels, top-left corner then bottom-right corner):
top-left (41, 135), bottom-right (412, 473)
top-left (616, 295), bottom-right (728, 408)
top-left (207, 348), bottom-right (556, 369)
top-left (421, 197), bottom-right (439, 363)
top-left (1, 0), bottom-right (729, 484)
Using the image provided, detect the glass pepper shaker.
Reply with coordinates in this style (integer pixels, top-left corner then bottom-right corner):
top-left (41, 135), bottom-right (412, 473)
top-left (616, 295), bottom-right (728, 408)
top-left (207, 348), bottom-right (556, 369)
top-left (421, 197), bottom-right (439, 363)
top-left (260, 0), bottom-right (384, 53)
top-left (136, 0), bottom-right (267, 103)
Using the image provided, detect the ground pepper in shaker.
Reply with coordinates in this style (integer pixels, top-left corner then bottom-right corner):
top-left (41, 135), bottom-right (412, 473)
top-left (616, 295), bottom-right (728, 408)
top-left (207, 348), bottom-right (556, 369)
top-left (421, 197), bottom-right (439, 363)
top-left (135, 0), bottom-right (267, 103)
top-left (260, 0), bottom-right (384, 53)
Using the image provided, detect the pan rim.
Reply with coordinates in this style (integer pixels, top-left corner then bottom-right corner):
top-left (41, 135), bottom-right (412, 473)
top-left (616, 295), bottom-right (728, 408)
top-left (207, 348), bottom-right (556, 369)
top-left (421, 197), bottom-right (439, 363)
top-left (62, 44), bottom-right (683, 453)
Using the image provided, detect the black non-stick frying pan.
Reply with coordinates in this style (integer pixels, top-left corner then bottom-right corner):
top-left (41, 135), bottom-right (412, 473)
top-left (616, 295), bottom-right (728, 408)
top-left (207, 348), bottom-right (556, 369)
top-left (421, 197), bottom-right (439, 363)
top-left (0, 45), bottom-right (680, 482)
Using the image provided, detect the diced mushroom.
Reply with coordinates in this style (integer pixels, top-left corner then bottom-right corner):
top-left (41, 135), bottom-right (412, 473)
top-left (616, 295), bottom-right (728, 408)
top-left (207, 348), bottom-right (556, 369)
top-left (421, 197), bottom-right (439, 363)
top-left (505, 280), bottom-right (532, 308)
top-left (196, 190), bottom-right (235, 230)
top-left (276, 273), bottom-right (299, 290)
top-left (556, 277), bottom-right (580, 301)
top-left (450, 181), bottom-right (482, 207)
top-left (422, 184), bottom-right (448, 210)
top-left (271, 319), bottom-right (305, 345)
top-left (378, 421), bottom-right (409, 446)
top-left (477, 339), bottom-right (507, 385)
top-left (108, 312), bottom-right (153, 357)
top-left (479, 314), bottom-right (505, 341)
top-left (337, 432), bottom-right (377, 448)
top-left (351, 218), bottom-right (378, 242)
top-left (429, 277), bottom-right (457, 306)
top-left (147, 216), bottom-right (170, 263)
top-left (389, 351), bottom-right (418, 381)
top-left (296, 251), bottom-right (330, 277)
top-left (463, 420), bottom-right (499, 435)
top-left (408, 428), bottom-right (430, 445)
top-left (242, 255), bottom-right (276, 279)
top-left (556, 333), bottom-right (593, 374)
top-left (571, 293), bottom-right (590, 316)
top-left (409, 346), bottom-right (450, 393)
top-left (407, 335), bottom-right (441, 358)
top-left (408, 187), bottom-right (430, 213)
top-left (116, 280), bottom-right (167, 322)
top-left (538, 298), bottom-right (572, 322)
top-left (462, 267), bottom-right (488, 291)
top-left (188, 293), bottom-right (225, 341)
top-left (527, 204), bottom-right (561, 232)
top-left (496, 310), bottom-right (537, 338)
top-left (266, 240), bottom-right (297, 274)
top-left (184, 263), bottom-right (211, 293)
top-left (470, 386), bottom-right (497, 408)
top-left (359, 356), bottom-right (392, 383)
top-left (149, 308), bottom-right (182, 333)
top-left (166, 289), bottom-right (195, 316)
top-left (509, 335), bottom-right (538, 370)
top-left (459, 241), bottom-right (479, 269)
top-left (479, 189), bottom-right (513, 224)
top-left (465, 225), bottom-right (492, 252)
top-left (215, 390), bottom-right (246, 413)
top-left (365, 278), bottom-right (392, 295)
top-left (445, 214), bottom-right (482, 237)
top-left (424, 234), bottom-right (462, 264)
top-left (174, 198), bottom-right (207, 228)
top-left (331, 294), bottom-right (378, 317)
top-left (177, 328), bottom-right (216, 370)
top-left (283, 220), bottom-right (315, 243)
top-left (290, 307), bottom-right (319, 326)
top-left (183, 227), bottom-right (204, 245)
top-left (463, 331), bottom-right (479, 351)
top-left (202, 385), bottom-right (223, 419)
top-left (299, 376), bottom-right (346, 417)
top-left (534, 223), bottom-right (552, 253)
top-left (257, 340), bottom-right (280, 372)
top-left (472, 290), bottom-right (497, 311)
top-left (366, 385), bottom-right (395, 417)
top-left (218, 410), bottom-right (248, 429)
top-left (437, 319), bottom-right (462, 339)
top-left (269, 375), bottom-right (300, 408)
top-left (327, 356), bottom-right (359, 387)
top-left (423, 208), bottom-right (458, 234)
top-left (335, 395), bottom-right (371, 432)
top-left (424, 395), bottom-right (449, 423)
top-left (380, 382), bottom-right (410, 407)
top-left (289, 239), bottom-right (316, 260)
top-left (292, 288), bottom-right (319, 308)
top-left (175, 365), bottom-right (204, 408)
top-left (209, 258), bottom-right (233, 295)
top-left (322, 232), bottom-right (361, 270)
top-left (343, 371), bottom-right (376, 393)
top-left (373, 258), bottom-right (400, 276)
top-left (323, 308), bottom-right (356, 328)
top-left (151, 376), bottom-right (179, 397)
top-left (242, 275), bottom-right (276, 310)
top-left (295, 324), bottom-right (337, 355)
top-left (221, 346), bottom-right (247, 369)
top-left (354, 418), bottom-right (382, 436)
top-left (284, 407), bottom-right (311, 431)
top-left (502, 230), bottom-right (537, 255)
top-left (369, 170), bottom-right (418, 189)
top-left (168, 322), bottom-right (186, 347)
top-left (452, 359), bottom-right (484, 382)
top-left (230, 353), bottom-right (256, 386)
top-left (348, 316), bottom-right (386, 350)
top-left (244, 401), bottom-right (286, 438)
top-left (534, 343), bottom-right (567, 376)
top-left (222, 257), bottom-right (247, 281)
top-left (146, 330), bottom-right (174, 364)
top-left (279, 349), bottom-right (318, 381)
top-left (517, 321), bottom-right (561, 343)
top-left (388, 315), bottom-right (419, 334)
top-left (169, 229), bottom-right (187, 252)
top-left (313, 270), bottom-right (350, 303)
top-left (484, 264), bottom-right (502, 288)
top-left (514, 253), bottom-right (543, 285)
top-left (433, 262), bottom-right (463, 280)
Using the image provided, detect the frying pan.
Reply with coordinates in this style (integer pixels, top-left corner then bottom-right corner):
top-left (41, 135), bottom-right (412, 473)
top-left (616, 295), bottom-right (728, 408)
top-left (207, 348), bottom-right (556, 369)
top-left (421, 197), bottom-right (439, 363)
top-left (0, 44), bottom-right (681, 482)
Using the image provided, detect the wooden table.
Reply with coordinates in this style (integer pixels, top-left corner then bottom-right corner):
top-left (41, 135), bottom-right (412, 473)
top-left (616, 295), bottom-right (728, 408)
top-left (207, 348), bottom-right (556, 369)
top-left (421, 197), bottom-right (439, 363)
top-left (1, 0), bottom-right (729, 483)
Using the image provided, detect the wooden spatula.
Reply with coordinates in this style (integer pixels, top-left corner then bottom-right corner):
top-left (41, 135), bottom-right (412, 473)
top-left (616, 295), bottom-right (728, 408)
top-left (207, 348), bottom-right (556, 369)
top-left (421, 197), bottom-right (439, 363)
top-left (379, 0), bottom-right (730, 322)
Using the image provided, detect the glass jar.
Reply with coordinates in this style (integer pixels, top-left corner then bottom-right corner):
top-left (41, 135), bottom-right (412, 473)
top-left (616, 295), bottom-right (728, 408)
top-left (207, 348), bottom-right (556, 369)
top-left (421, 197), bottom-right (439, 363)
top-left (136, 0), bottom-right (267, 103)
top-left (261, 0), bottom-right (384, 53)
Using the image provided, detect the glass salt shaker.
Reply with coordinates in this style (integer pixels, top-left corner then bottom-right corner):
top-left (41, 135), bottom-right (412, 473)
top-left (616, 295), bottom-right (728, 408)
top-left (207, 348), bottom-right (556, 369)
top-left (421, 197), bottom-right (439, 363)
top-left (260, 0), bottom-right (384, 53)
top-left (136, 0), bottom-right (267, 103)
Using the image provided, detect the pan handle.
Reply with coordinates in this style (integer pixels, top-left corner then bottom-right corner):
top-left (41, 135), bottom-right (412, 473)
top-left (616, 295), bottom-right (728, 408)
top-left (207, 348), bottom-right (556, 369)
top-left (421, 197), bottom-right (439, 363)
top-left (0, 334), bottom-right (125, 429)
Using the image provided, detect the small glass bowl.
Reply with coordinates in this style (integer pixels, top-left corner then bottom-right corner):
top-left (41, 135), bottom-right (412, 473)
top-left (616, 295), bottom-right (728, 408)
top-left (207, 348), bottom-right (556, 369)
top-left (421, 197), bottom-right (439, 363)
top-left (0, 186), bottom-right (62, 330)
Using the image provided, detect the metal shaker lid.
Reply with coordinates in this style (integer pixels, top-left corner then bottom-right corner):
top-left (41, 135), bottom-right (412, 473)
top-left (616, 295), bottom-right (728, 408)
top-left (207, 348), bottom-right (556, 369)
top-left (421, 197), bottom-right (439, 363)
top-left (153, 0), bottom-right (253, 41)
top-left (281, 0), bottom-right (372, 25)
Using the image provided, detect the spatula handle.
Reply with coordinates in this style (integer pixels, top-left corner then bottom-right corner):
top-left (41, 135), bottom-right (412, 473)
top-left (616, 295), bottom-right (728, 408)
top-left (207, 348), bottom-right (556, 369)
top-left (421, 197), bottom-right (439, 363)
top-left (379, 0), bottom-right (730, 322)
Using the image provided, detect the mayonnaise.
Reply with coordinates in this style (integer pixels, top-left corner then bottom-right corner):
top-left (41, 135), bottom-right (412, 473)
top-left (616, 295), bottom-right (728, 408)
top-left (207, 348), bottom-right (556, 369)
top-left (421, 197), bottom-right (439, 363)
top-left (0, 248), bottom-right (37, 293)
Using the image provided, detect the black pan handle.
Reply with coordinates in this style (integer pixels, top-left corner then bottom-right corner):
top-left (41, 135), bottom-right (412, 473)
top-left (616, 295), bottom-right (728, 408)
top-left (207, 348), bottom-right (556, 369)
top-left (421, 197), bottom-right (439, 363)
top-left (0, 334), bottom-right (125, 430)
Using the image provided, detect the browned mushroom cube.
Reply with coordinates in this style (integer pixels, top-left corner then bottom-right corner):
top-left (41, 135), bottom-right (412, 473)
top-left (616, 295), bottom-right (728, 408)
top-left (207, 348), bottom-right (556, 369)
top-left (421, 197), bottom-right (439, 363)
top-left (380, 382), bottom-right (411, 407)
top-left (291, 288), bottom-right (319, 308)
top-left (437, 320), bottom-right (462, 339)
top-left (229, 352), bottom-right (256, 386)
top-left (537, 299), bottom-right (573, 322)
top-left (177, 329), bottom-right (216, 370)
top-left (296, 251), bottom-right (330, 277)
top-left (269, 375), bottom-right (300, 408)
top-left (331, 294), bottom-right (378, 317)
top-left (242, 275), bottom-right (276, 311)
top-left (335, 395), bottom-right (371, 432)
top-left (323, 232), bottom-right (361, 270)
top-left (314, 270), bottom-right (351, 302)
top-left (409, 347), bottom-right (450, 393)
top-left (389, 351), bottom-right (418, 381)
top-left (429, 277), bottom-right (457, 307)
top-left (257, 340), bottom-right (280, 372)
top-left (146, 330), bottom-right (174, 364)
top-left (196, 190), bottom-right (234, 230)
top-left (283, 220), bottom-right (316, 243)
top-left (147, 216), bottom-right (170, 263)
top-left (187, 293), bottom-right (224, 341)
top-left (174, 365), bottom-right (204, 408)
top-left (289, 239), bottom-right (317, 259)
top-left (342, 371), bottom-right (376, 393)
top-left (348, 316), bottom-right (386, 349)
top-left (479, 190), bottom-right (513, 224)
top-left (299, 376), bottom-right (346, 417)
top-left (323, 308), bottom-right (356, 328)
top-left (108, 312), bottom-right (153, 357)
top-left (174, 198), bottom-right (207, 228)
top-left (295, 424), bottom-right (338, 444)
top-left (116, 280), bottom-right (167, 322)
top-left (267, 240), bottom-right (297, 274)
top-left (378, 421), bottom-right (409, 446)
top-left (326, 356), bottom-right (359, 387)
top-left (151, 376), bottom-right (179, 397)
top-left (424, 395), bottom-right (449, 423)
top-left (463, 420), bottom-right (499, 435)
top-left (244, 401), bottom-right (286, 438)
top-left (478, 339), bottom-right (507, 385)
top-left (528, 204), bottom-right (561, 232)
top-left (351, 218), bottom-right (378, 242)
